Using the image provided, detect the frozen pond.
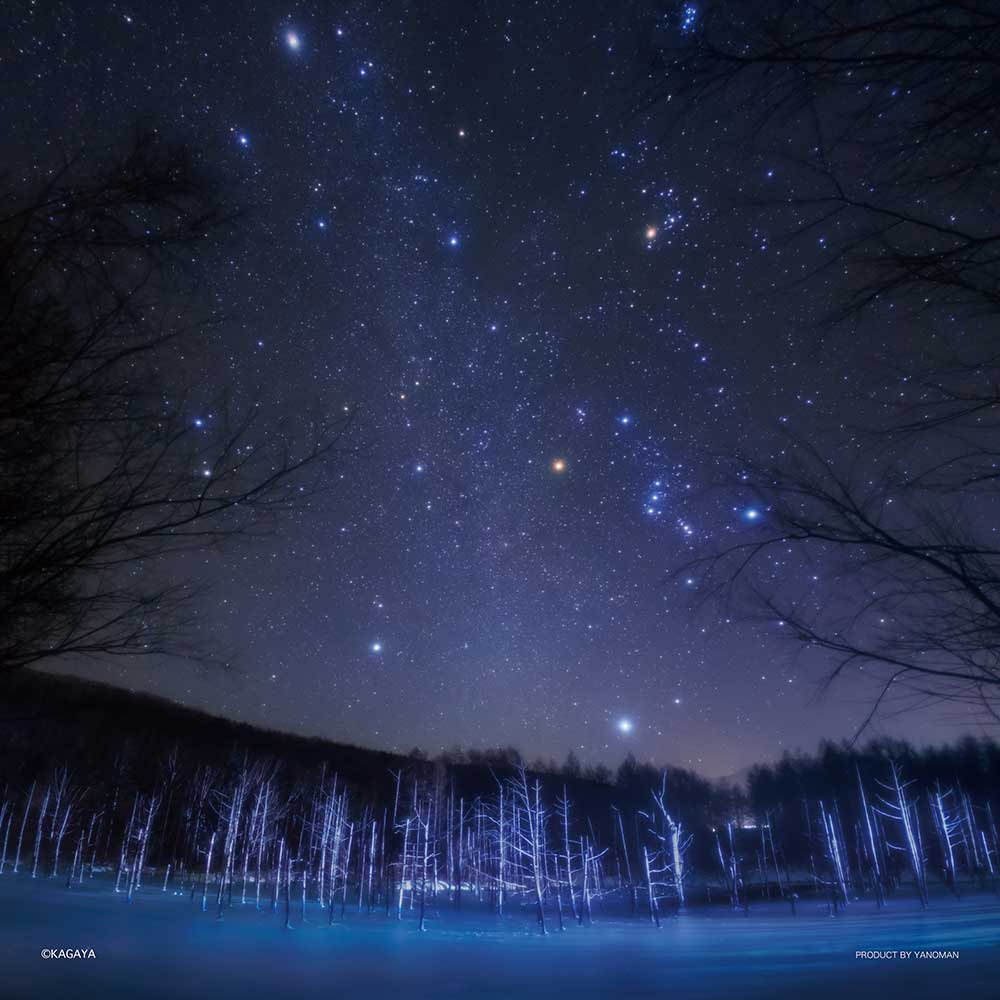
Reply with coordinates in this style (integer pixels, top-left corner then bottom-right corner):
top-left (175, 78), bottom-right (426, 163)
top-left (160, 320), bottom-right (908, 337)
top-left (2, 874), bottom-right (998, 999)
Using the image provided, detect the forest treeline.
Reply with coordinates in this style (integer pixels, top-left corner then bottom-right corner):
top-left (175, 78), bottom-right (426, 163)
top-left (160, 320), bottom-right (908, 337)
top-left (2, 669), bottom-right (998, 928)
top-left (2, 671), bottom-right (998, 842)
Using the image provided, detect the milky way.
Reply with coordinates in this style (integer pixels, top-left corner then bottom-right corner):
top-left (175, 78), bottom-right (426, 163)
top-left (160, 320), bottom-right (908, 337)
top-left (1, 1), bottom-right (967, 775)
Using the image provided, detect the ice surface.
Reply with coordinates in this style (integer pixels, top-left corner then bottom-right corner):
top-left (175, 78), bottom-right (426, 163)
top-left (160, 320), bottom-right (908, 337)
top-left (2, 874), bottom-right (998, 999)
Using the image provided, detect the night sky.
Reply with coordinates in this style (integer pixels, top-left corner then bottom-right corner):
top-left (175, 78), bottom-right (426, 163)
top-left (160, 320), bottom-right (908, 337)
top-left (3, 1), bottom-right (972, 776)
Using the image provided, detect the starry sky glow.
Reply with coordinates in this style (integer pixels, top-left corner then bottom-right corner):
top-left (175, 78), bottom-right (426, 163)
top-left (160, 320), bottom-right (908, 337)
top-left (2, 0), bottom-right (971, 777)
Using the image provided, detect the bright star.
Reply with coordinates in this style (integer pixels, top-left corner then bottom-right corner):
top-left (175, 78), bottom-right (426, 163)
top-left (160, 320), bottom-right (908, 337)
top-left (370, 641), bottom-right (383, 654)
top-left (744, 507), bottom-right (761, 522)
top-left (645, 225), bottom-right (658, 241)
top-left (448, 235), bottom-right (459, 247)
top-left (617, 718), bottom-right (634, 734)
top-left (550, 457), bottom-right (567, 474)
top-left (285, 31), bottom-right (301, 51)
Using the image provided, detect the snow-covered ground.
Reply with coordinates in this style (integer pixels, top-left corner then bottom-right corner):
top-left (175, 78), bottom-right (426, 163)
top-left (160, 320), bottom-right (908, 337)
top-left (2, 873), bottom-right (998, 999)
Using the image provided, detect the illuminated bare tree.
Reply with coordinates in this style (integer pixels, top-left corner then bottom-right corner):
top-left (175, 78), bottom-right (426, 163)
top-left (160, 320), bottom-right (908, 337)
top-left (510, 764), bottom-right (549, 934)
top-left (650, 774), bottom-right (690, 910)
top-left (874, 761), bottom-right (929, 907)
top-left (930, 782), bottom-right (963, 897)
top-left (556, 787), bottom-right (579, 923)
top-left (856, 766), bottom-right (886, 908)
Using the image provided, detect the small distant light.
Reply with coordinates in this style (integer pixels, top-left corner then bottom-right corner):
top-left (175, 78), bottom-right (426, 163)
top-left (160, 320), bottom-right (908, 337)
top-left (370, 641), bottom-right (383, 654)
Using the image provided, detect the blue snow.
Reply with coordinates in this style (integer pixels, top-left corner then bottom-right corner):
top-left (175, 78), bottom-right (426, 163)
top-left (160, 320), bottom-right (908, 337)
top-left (2, 874), bottom-right (999, 999)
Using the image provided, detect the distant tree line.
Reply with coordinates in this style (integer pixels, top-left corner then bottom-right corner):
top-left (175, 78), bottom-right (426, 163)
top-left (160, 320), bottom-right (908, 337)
top-left (1, 672), bottom-right (997, 928)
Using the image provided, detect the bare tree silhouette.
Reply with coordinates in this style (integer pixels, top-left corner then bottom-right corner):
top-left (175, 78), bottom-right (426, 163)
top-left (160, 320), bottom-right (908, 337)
top-left (648, 2), bottom-right (1000, 722)
top-left (643, 0), bottom-right (1000, 316)
top-left (689, 409), bottom-right (1000, 730)
top-left (0, 132), bottom-right (351, 673)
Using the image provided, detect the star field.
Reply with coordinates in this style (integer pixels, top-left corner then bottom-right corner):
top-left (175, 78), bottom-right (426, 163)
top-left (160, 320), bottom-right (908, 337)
top-left (1, 0), bottom-right (968, 777)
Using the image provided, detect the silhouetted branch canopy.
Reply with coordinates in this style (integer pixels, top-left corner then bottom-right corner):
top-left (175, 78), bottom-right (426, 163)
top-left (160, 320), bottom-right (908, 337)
top-left (0, 133), bottom-right (352, 672)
